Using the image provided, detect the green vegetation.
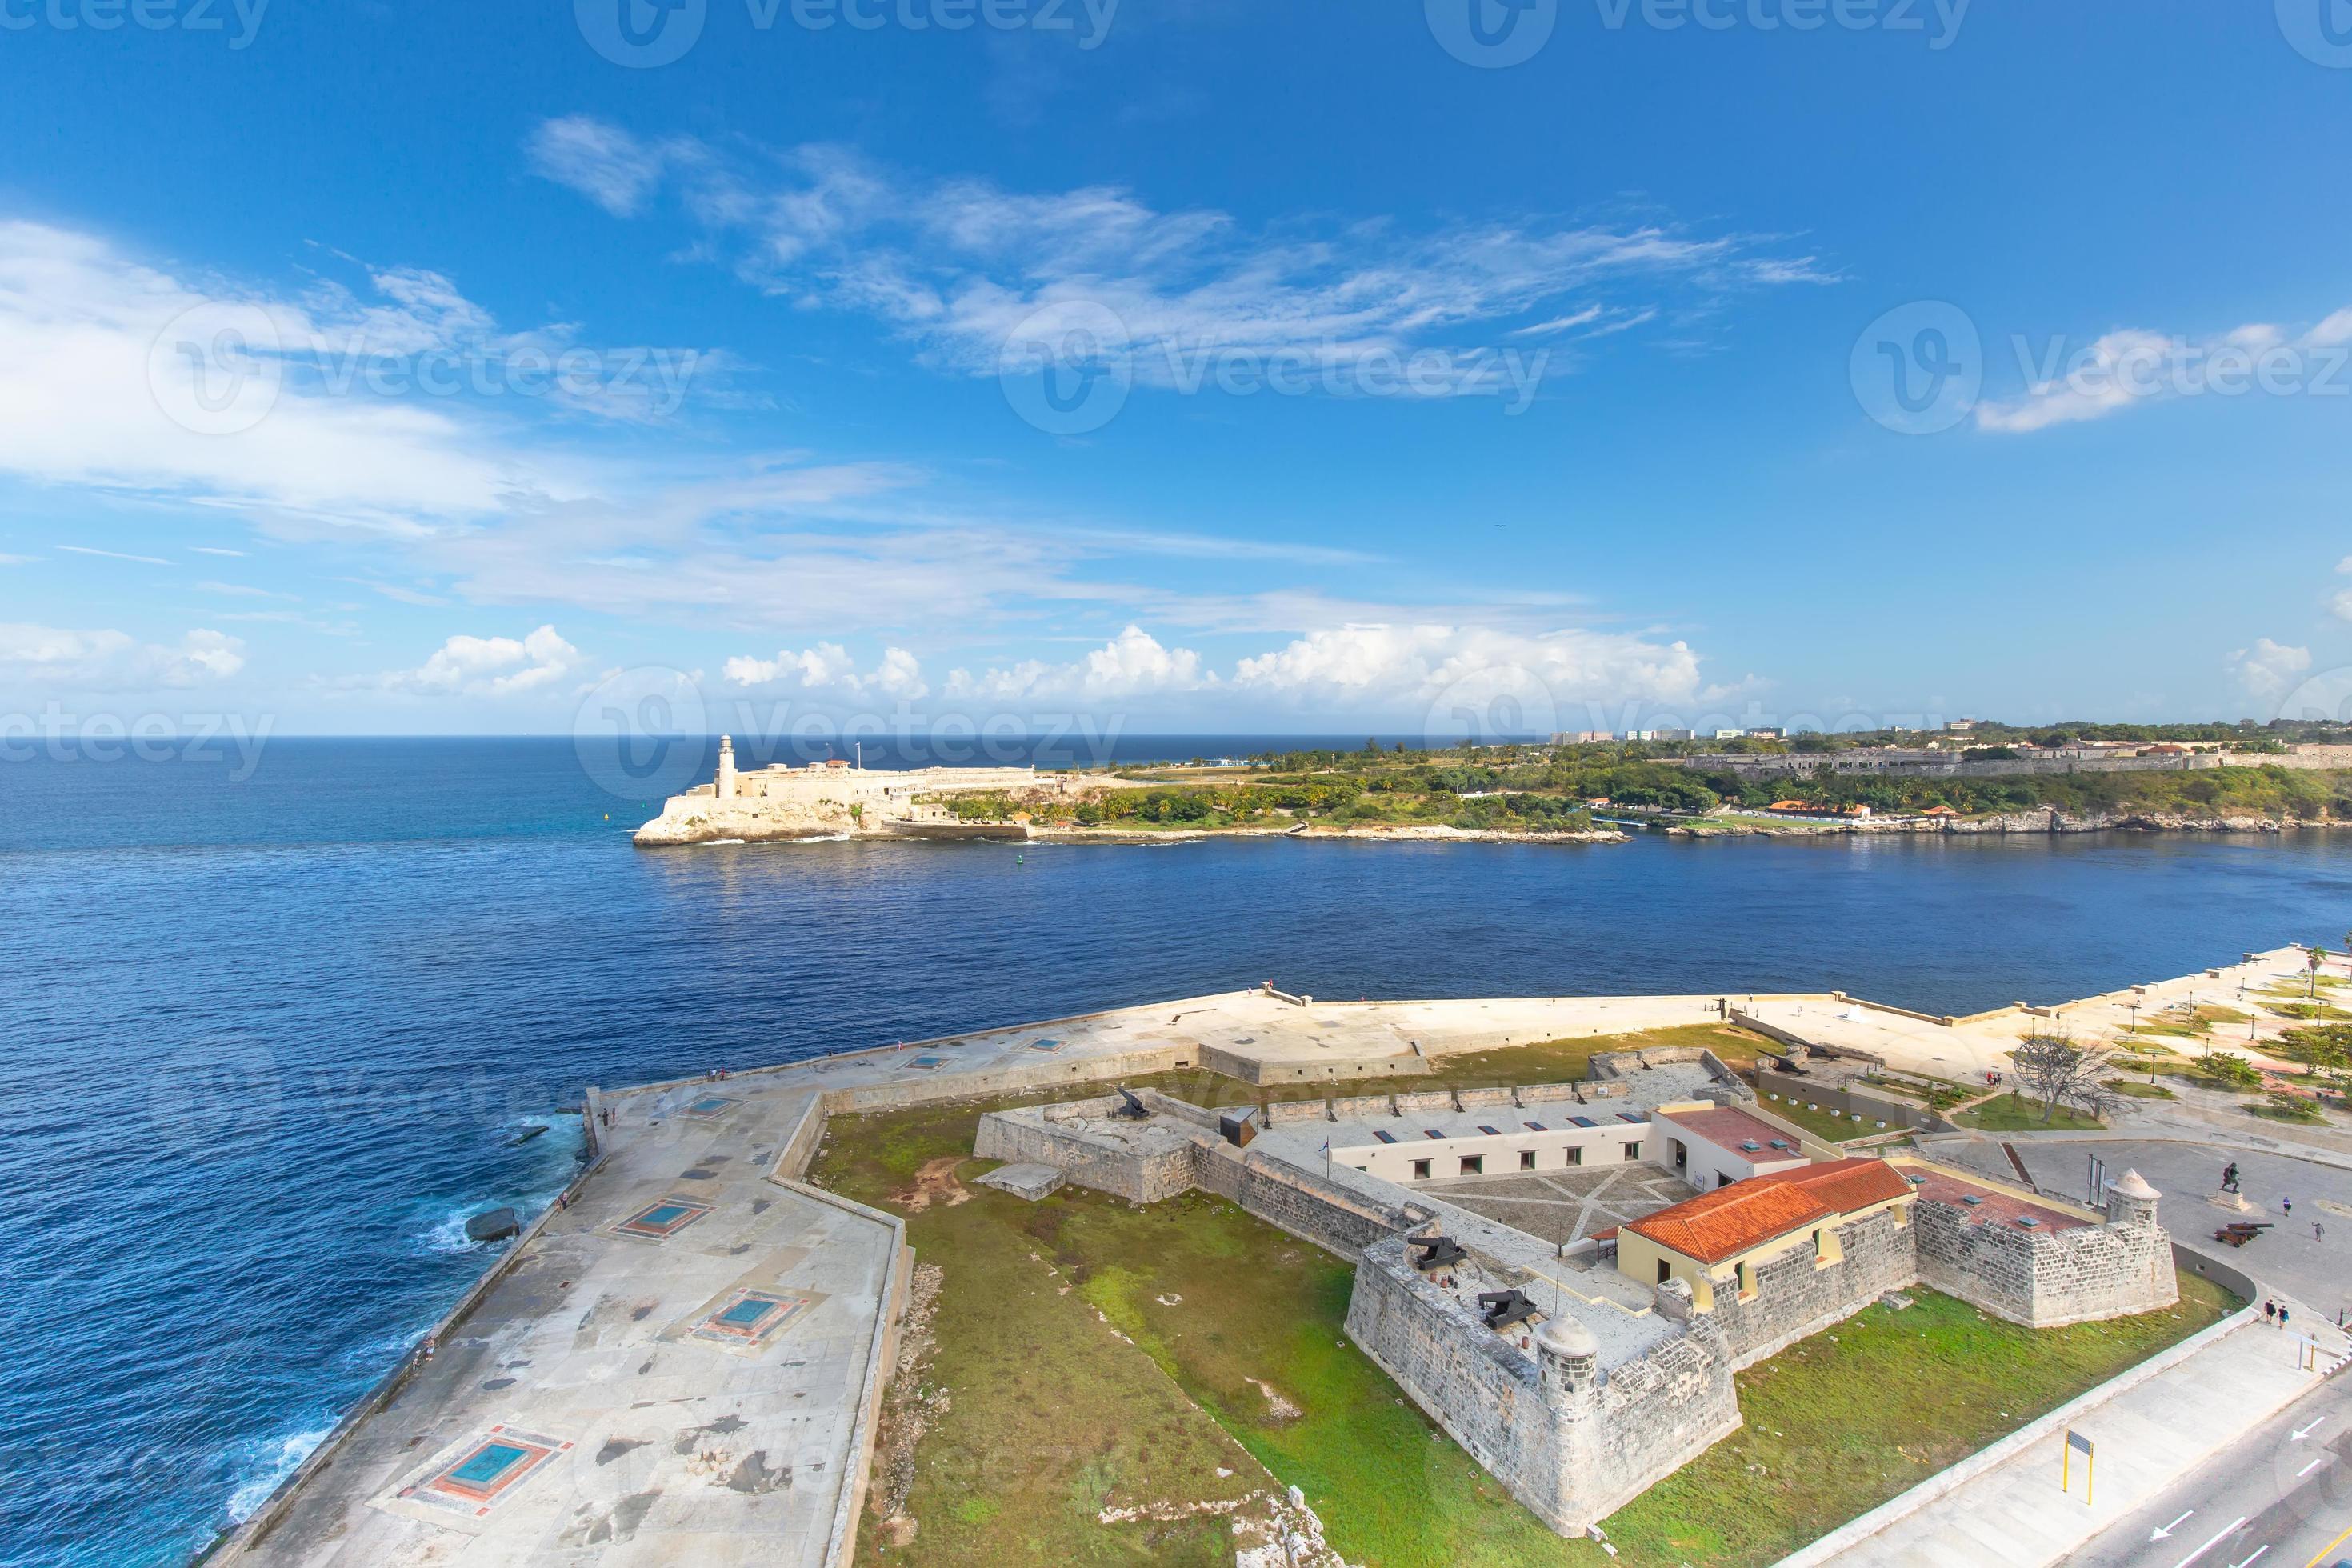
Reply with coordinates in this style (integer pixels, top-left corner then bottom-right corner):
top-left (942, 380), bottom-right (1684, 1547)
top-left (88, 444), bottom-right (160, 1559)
top-left (1597, 1278), bottom-right (2235, 1567)
top-left (2104, 1078), bottom-right (2178, 1100)
top-left (2194, 1054), bottom-right (2266, 1090)
top-left (2252, 1090), bottom-right (2328, 1126)
top-left (1751, 1094), bottom-right (1893, 1143)
top-left (810, 1094), bottom-right (1574, 1566)
top-left (1066, 735), bottom-right (2352, 832)
top-left (1955, 1093), bottom-right (2105, 1133)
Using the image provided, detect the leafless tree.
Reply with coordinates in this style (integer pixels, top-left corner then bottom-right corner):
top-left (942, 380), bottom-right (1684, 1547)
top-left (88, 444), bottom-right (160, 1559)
top-left (2007, 1026), bottom-right (2125, 1126)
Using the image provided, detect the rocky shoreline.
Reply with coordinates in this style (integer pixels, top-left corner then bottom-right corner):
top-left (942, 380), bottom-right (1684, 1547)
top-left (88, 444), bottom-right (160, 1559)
top-left (635, 801), bottom-right (2334, 849)
top-left (1671, 810), bottom-right (2330, 839)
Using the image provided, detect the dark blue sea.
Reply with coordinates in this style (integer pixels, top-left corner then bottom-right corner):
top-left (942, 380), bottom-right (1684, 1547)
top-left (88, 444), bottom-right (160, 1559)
top-left (5, 735), bottom-right (2350, 1568)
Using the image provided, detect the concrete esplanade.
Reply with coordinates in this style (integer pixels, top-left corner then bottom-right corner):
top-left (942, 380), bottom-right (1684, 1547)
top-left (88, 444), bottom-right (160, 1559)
top-left (207, 946), bottom-right (2320, 1566)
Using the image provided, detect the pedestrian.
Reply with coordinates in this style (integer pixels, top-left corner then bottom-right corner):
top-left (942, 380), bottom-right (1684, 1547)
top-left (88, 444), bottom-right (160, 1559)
top-left (2282, 1306), bottom-right (2292, 1334)
top-left (2286, 1196), bottom-right (2294, 1216)
top-left (2266, 1298), bottom-right (2278, 1326)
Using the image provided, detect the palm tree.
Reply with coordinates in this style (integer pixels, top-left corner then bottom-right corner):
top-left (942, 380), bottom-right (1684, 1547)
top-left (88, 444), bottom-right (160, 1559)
top-left (2310, 946), bottom-right (2331, 1001)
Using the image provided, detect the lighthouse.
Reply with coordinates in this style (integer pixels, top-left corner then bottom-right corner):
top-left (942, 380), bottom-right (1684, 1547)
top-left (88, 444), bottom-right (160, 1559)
top-left (716, 734), bottom-right (738, 800)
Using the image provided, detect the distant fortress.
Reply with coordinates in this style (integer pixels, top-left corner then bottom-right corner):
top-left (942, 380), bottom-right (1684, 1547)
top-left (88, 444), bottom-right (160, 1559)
top-left (631, 738), bottom-right (1085, 846)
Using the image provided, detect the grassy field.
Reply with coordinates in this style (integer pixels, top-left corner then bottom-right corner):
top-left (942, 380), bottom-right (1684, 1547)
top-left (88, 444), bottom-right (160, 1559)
top-left (1751, 1094), bottom-right (1895, 1143)
top-left (1596, 1278), bottom-right (2235, 1566)
top-left (1956, 1093), bottom-right (2106, 1133)
top-left (809, 1094), bottom-right (1569, 1566)
top-left (811, 1078), bottom-right (2234, 1568)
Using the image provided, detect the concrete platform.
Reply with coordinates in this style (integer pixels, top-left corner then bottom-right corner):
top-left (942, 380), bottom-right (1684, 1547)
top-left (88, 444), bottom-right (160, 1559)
top-left (975, 1162), bottom-right (1066, 1200)
top-left (218, 1086), bottom-right (906, 1567)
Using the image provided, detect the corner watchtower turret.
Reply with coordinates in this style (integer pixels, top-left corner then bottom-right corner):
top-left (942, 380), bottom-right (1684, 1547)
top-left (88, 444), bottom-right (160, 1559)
top-left (2104, 1168), bottom-right (2161, 1228)
top-left (1535, 1313), bottom-right (1600, 1409)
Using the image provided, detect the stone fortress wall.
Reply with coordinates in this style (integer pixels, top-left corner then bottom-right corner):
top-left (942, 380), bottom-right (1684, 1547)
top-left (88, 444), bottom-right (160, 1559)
top-left (972, 1069), bottom-right (2180, 1534)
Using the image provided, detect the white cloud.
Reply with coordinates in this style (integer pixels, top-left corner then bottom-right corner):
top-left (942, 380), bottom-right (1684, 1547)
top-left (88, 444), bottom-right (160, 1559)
top-left (530, 120), bottom-right (1832, 390)
top-left (190, 546), bottom-right (248, 557)
top-left (1228, 623), bottom-right (1712, 708)
top-left (380, 625), bottom-right (582, 697)
top-left (723, 642), bottom-right (928, 700)
top-left (946, 625), bottom-right (1207, 701)
top-left (1978, 306), bottom-right (2352, 434)
top-left (2229, 638), bottom-right (2312, 698)
top-left (526, 115), bottom-right (674, 218)
top-left (0, 622), bottom-right (244, 687)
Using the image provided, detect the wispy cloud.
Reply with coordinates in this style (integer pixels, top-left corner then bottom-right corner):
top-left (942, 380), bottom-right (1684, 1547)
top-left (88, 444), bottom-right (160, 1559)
top-left (529, 118), bottom-right (1837, 394)
top-left (57, 544), bottom-right (171, 565)
top-left (0, 622), bottom-right (243, 688)
top-left (1978, 306), bottom-right (2352, 434)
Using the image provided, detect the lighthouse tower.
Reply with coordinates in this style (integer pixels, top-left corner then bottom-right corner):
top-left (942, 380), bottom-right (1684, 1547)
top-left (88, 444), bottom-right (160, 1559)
top-left (716, 734), bottom-right (738, 800)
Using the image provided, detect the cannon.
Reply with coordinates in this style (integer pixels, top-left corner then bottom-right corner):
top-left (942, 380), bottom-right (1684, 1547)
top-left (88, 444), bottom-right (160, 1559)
top-left (1110, 1086), bottom-right (1149, 1120)
top-left (1478, 1290), bottom-right (1536, 1331)
top-left (1409, 1235), bottom-right (1468, 1272)
top-left (2212, 1221), bottom-right (2273, 1248)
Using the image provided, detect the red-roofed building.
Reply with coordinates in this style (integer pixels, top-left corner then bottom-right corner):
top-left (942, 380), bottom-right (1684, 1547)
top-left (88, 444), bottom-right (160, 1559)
top-left (1617, 1155), bottom-right (1918, 1310)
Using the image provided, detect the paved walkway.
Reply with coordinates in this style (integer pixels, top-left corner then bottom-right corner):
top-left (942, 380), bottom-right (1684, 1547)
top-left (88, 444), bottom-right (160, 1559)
top-left (1792, 1296), bottom-right (2350, 1567)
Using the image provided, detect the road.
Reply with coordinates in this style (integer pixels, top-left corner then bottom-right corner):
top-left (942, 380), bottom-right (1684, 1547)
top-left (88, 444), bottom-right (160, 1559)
top-left (2064, 1370), bottom-right (2352, 1568)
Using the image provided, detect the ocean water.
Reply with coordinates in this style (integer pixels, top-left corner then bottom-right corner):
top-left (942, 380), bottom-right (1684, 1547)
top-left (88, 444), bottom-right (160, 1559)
top-left (5, 736), bottom-right (2351, 1567)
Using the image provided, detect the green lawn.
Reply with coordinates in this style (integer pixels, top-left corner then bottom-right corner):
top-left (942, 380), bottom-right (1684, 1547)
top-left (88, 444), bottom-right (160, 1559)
top-left (1597, 1278), bottom-right (2234, 1566)
top-left (2105, 1078), bottom-right (2178, 1100)
top-left (1956, 1094), bottom-right (2106, 1133)
top-left (1752, 1093), bottom-right (1893, 1143)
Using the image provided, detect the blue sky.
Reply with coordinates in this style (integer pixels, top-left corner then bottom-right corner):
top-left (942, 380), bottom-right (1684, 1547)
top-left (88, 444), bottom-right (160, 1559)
top-left (2, 1), bottom-right (2350, 738)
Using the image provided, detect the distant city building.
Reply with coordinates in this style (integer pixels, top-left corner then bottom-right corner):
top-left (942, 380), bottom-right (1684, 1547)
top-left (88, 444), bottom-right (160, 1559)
top-left (1550, 730), bottom-right (1614, 744)
top-left (1945, 718), bottom-right (1978, 732)
top-left (1629, 728), bottom-right (1694, 742)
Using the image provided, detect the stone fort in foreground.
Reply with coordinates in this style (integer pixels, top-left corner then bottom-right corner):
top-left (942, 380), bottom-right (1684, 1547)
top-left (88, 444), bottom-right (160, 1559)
top-left (974, 1037), bottom-right (2175, 1534)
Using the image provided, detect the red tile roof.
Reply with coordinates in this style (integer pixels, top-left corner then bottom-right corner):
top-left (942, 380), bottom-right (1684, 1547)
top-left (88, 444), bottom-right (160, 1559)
top-left (1905, 1166), bottom-right (2090, 1232)
top-left (1627, 1157), bottom-right (1917, 1264)
top-left (1626, 1180), bottom-right (1834, 1264)
top-left (1779, 1157), bottom-right (1918, 1213)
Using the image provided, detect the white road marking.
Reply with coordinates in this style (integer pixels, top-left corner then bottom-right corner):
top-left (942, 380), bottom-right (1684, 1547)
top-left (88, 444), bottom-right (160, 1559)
top-left (2296, 1457), bottom-right (2325, 1478)
top-left (2174, 1518), bottom-right (2247, 1568)
top-left (2154, 1510), bottom-right (2195, 1541)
